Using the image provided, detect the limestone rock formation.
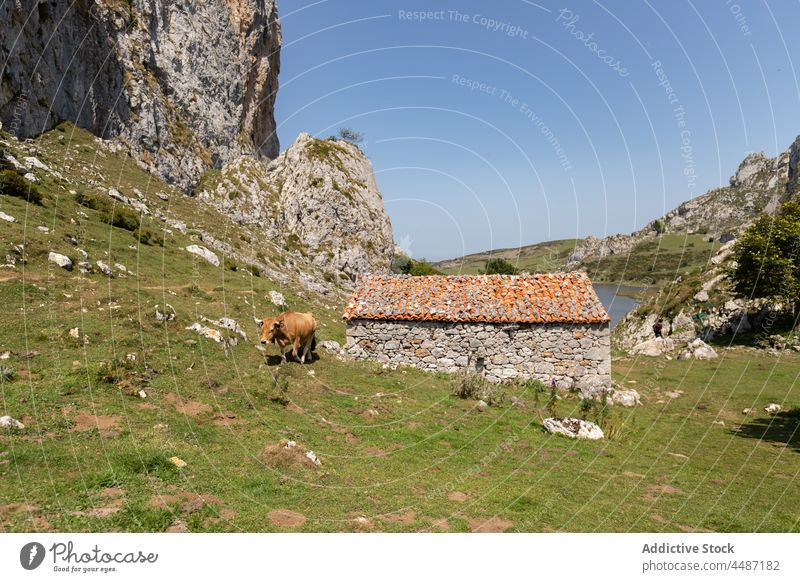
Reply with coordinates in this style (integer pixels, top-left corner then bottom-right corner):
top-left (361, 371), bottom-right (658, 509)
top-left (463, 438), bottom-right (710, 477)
top-left (198, 134), bottom-right (394, 279)
top-left (543, 417), bottom-right (604, 440)
top-left (0, 0), bottom-right (281, 189)
top-left (568, 136), bottom-right (799, 268)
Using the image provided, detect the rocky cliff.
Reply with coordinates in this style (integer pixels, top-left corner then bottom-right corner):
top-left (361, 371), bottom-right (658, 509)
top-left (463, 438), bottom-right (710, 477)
top-left (0, 0), bottom-right (280, 189)
top-left (568, 138), bottom-right (799, 266)
top-left (197, 133), bottom-right (395, 279)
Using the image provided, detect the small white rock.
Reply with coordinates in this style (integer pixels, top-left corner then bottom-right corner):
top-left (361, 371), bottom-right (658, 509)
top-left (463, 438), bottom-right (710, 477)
top-left (0, 415), bottom-right (25, 430)
top-left (185, 245), bottom-right (219, 267)
top-left (764, 403), bottom-right (783, 415)
top-left (48, 252), bottom-right (72, 270)
top-left (0, 211), bottom-right (16, 223)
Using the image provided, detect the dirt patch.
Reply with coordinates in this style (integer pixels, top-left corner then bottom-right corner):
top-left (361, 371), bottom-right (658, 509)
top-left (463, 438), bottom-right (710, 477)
top-left (677, 523), bottom-right (715, 533)
top-left (147, 492), bottom-right (222, 514)
top-left (261, 440), bottom-right (320, 469)
top-left (363, 447), bottom-right (387, 457)
top-left (212, 412), bottom-right (237, 427)
top-left (447, 491), bottom-right (469, 502)
top-left (164, 393), bottom-right (212, 416)
top-left (72, 411), bottom-right (122, 431)
top-left (137, 402), bottom-right (156, 410)
top-left (427, 517), bottom-right (450, 531)
top-left (350, 515), bottom-right (375, 531)
top-left (345, 432), bottom-right (359, 445)
top-left (651, 514), bottom-right (667, 524)
top-left (469, 517), bottom-right (513, 533)
top-left (381, 510), bottom-right (416, 524)
top-left (166, 519), bottom-right (189, 533)
top-left (203, 508), bottom-right (238, 528)
top-left (72, 488), bottom-right (125, 519)
top-left (643, 484), bottom-right (683, 501)
top-left (0, 502), bottom-right (37, 520)
top-left (268, 509), bottom-right (307, 528)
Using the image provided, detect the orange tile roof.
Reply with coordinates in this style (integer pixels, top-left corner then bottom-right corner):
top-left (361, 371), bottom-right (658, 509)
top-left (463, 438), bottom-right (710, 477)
top-left (343, 273), bottom-right (610, 324)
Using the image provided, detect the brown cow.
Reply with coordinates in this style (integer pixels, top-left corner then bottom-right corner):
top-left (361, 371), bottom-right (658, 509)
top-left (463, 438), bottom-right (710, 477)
top-left (260, 311), bottom-right (317, 364)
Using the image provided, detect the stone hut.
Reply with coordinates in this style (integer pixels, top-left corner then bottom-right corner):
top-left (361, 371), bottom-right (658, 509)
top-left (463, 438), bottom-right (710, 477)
top-left (343, 273), bottom-right (611, 390)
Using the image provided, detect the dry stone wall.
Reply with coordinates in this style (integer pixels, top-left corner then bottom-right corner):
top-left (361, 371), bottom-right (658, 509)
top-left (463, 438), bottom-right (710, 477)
top-left (346, 319), bottom-right (611, 390)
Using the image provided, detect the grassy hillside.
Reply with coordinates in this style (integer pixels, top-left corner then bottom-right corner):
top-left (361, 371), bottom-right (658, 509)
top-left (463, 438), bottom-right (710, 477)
top-left (435, 234), bottom-right (722, 287)
top-left (1, 126), bottom-right (798, 533)
top-left (435, 239), bottom-right (581, 275)
top-left (582, 234), bottom-right (724, 286)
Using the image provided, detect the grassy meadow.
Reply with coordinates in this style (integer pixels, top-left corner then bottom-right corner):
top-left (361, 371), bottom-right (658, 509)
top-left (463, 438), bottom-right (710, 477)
top-left (1, 125), bottom-right (799, 533)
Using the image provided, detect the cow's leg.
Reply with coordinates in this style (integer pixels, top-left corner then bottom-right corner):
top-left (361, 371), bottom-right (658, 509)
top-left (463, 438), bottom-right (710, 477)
top-left (275, 340), bottom-right (287, 364)
top-left (301, 335), bottom-right (314, 363)
top-left (292, 337), bottom-right (301, 362)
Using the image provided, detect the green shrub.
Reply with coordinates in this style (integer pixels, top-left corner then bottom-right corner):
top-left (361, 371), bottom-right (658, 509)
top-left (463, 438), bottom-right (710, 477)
top-left (106, 206), bottom-right (140, 232)
top-left (483, 258), bottom-right (518, 275)
top-left (224, 258), bottom-right (238, 272)
top-left (0, 170), bottom-right (44, 205)
top-left (137, 227), bottom-right (164, 247)
top-left (451, 370), bottom-right (507, 407)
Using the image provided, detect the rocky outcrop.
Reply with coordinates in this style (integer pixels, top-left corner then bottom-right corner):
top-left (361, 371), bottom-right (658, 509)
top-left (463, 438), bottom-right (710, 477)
top-left (1, 0), bottom-right (281, 189)
top-left (198, 134), bottom-right (394, 278)
top-left (568, 137), bottom-right (798, 267)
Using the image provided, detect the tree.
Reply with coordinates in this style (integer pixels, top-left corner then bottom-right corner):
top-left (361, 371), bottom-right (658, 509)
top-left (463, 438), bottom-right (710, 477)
top-left (729, 201), bottom-right (800, 320)
top-left (653, 219), bottom-right (665, 235)
top-left (337, 127), bottom-right (364, 144)
top-left (483, 258), bottom-right (518, 275)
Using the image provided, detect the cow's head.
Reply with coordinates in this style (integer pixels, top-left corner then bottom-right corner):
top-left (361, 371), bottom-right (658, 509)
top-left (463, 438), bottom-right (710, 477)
top-left (259, 317), bottom-right (284, 344)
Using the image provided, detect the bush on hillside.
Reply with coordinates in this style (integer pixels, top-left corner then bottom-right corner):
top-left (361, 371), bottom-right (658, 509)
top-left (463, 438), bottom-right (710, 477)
top-left (451, 370), bottom-right (506, 407)
top-left (0, 170), bottom-right (44, 205)
top-left (483, 258), bottom-right (518, 275)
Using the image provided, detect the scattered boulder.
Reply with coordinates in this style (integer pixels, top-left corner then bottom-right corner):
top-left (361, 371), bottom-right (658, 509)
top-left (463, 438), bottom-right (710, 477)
top-left (186, 323), bottom-right (224, 344)
top-left (0, 415), bottom-right (25, 430)
top-left (0, 211), bottom-right (16, 223)
top-left (543, 417), bottom-right (604, 440)
top-left (48, 252), bottom-right (72, 270)
top-left (77, 261), bottom-right (93, 274)
top-left (764, 403), bottom-right (783, 415)
top-left (678, 338), bottom-right (718, 360)
top-left (318, 339), bottom-right (342, 352)
top-left (610, 389), bottom-right (640, 407)
top-left (476, 400), bottom-right (488, 412)
top-left (631, 337), bottom-right (675, 357)
top-left (68, 327), bottom-right (80, 339)
top-left (269, 290), bottom-right (286, 306)
top-left (23, 172), bottom-right (38, 183)
top-left (693, 290), bottom-right (709, 302)
top-left (155, 304), bottom-right (176, 322)
top-left (185, 245), bottom-right (219, 267)
top-left (95, 261), bottom-right (114, 277)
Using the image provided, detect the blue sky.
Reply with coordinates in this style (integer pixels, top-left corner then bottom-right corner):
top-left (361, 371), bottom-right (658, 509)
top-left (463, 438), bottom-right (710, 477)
top-left (275, 0), bottom-right (800, 260)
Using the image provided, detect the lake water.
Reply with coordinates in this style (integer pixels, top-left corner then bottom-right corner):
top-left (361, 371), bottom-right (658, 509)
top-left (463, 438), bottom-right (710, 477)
top-left (593, 284), bottom-right (645, 328)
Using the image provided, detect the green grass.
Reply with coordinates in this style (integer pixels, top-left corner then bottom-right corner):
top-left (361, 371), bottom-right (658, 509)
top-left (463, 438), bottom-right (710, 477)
top-left (1, 125), bottom-right (799, 533)
top-left (435, 239), bottom-right (582, 275)
top-left (581, 234), bottom-right (723, 286)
